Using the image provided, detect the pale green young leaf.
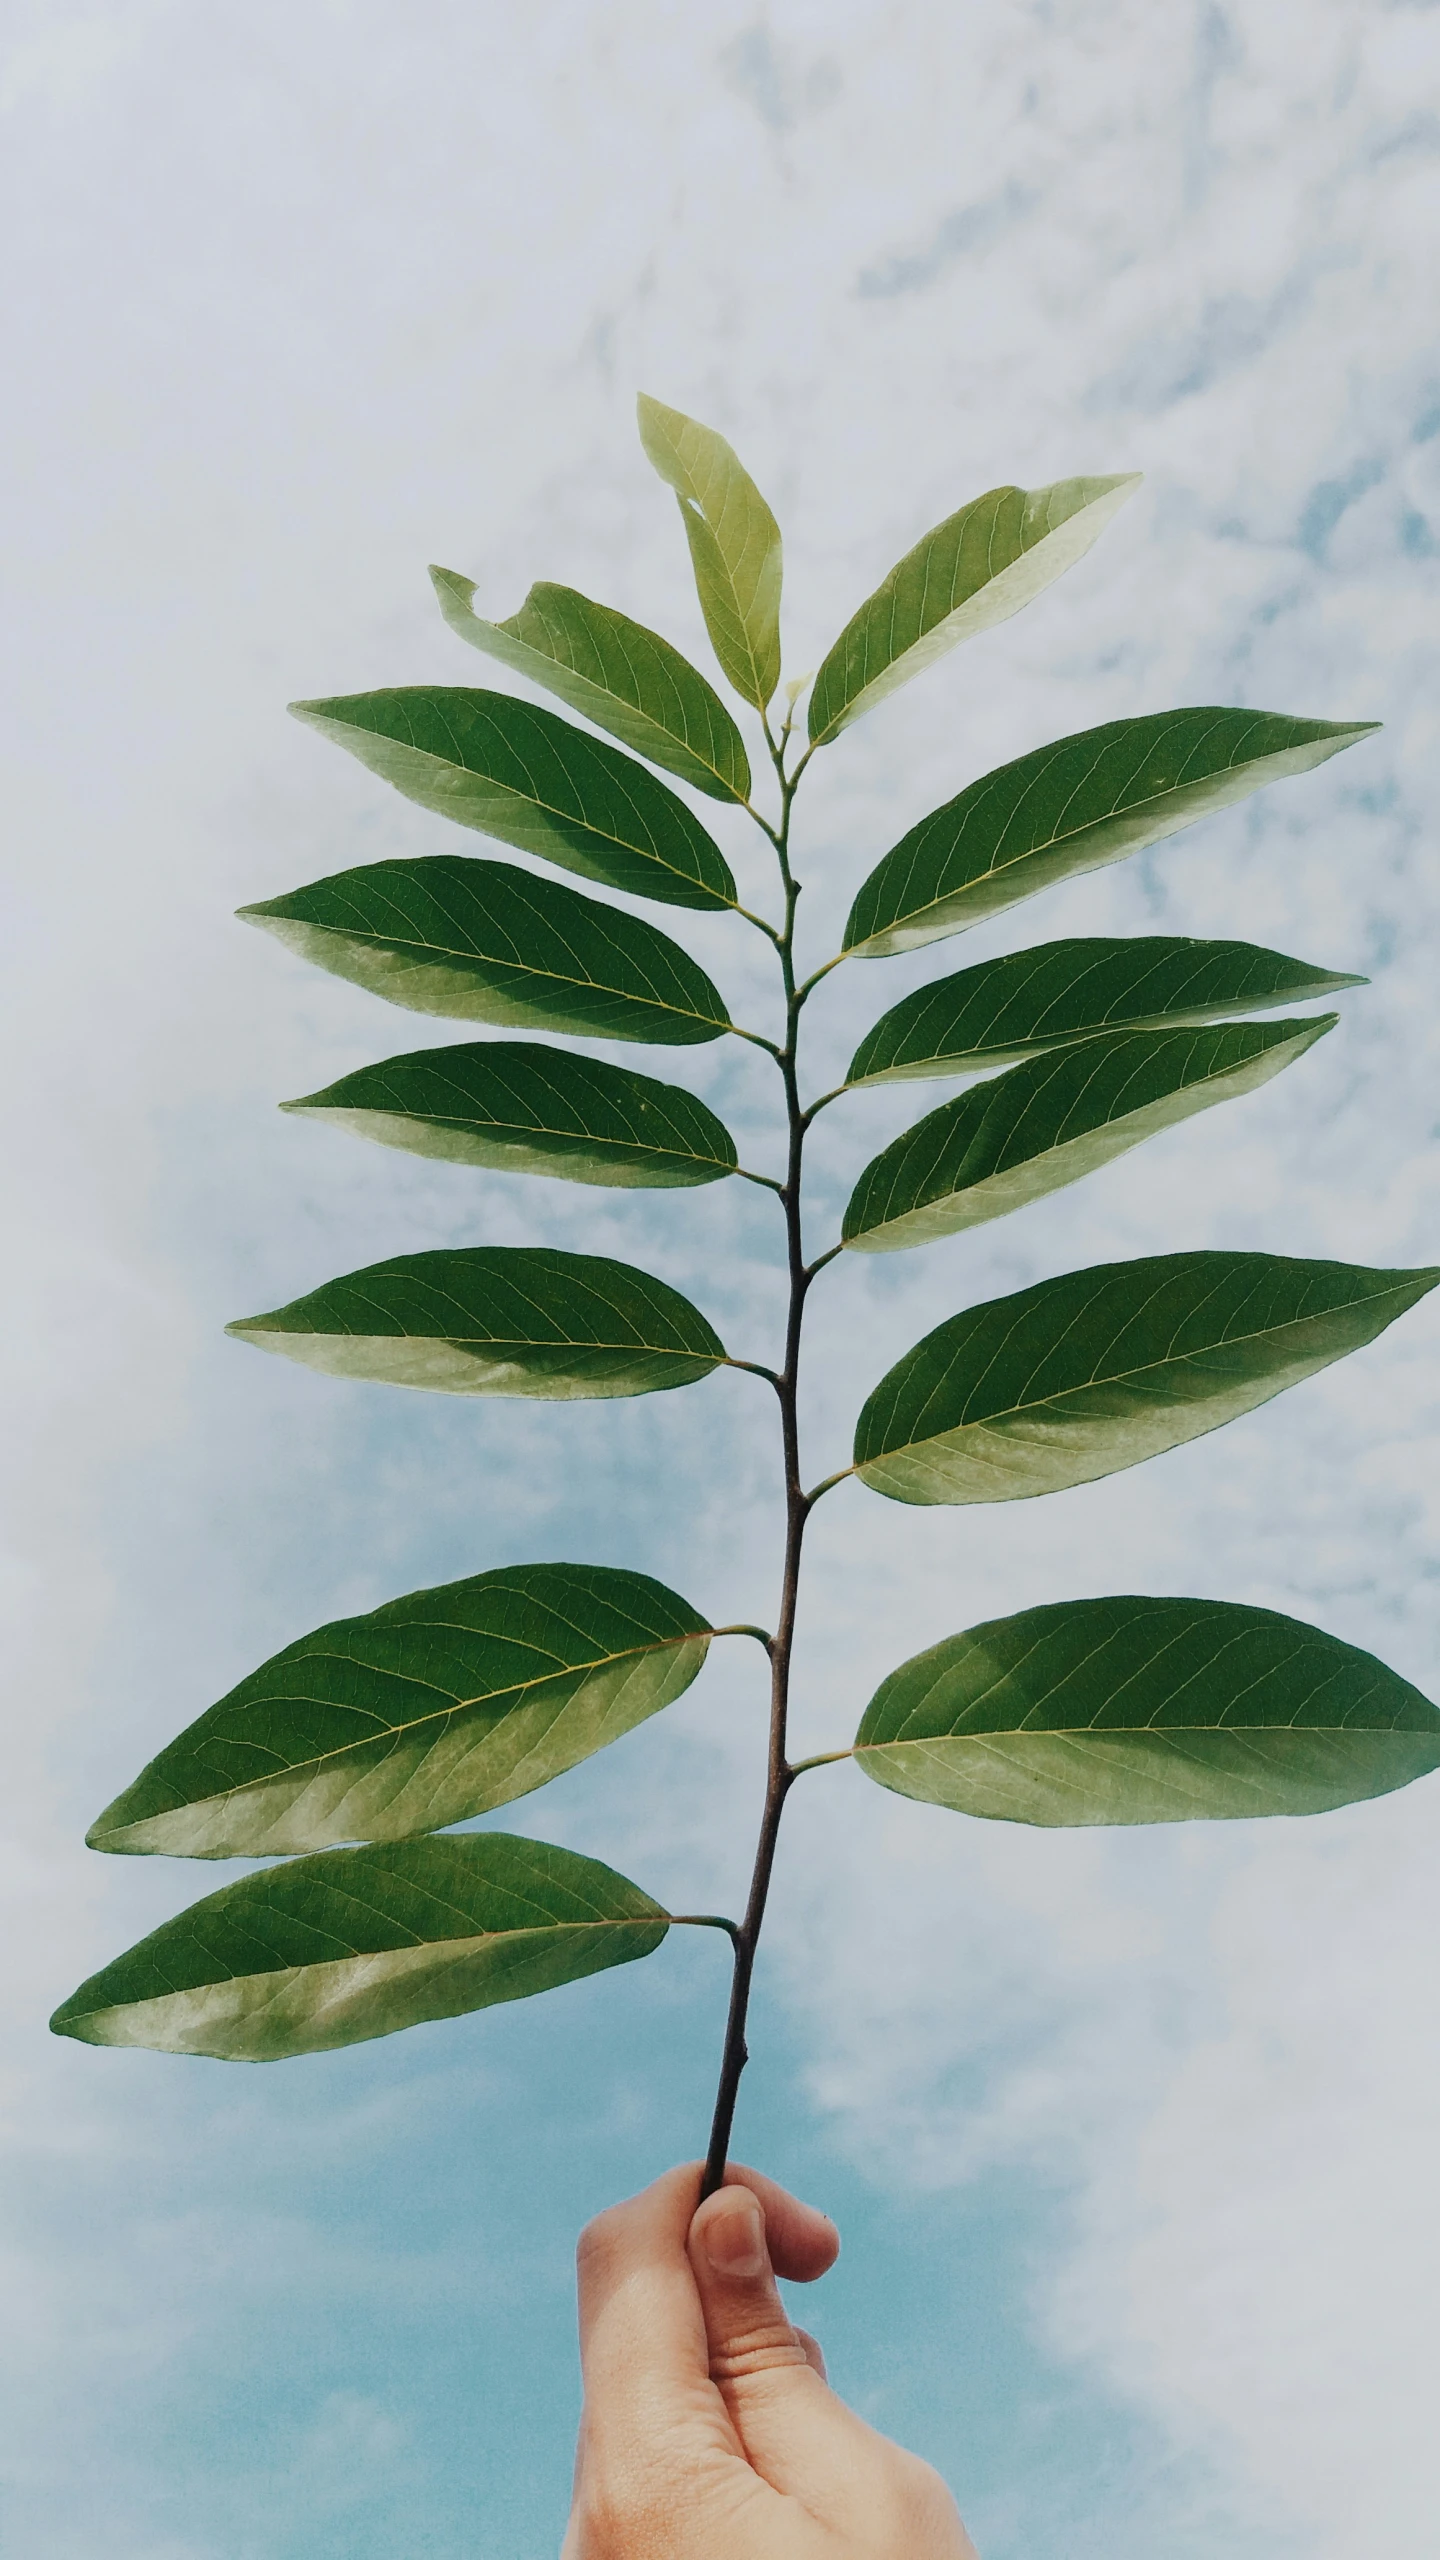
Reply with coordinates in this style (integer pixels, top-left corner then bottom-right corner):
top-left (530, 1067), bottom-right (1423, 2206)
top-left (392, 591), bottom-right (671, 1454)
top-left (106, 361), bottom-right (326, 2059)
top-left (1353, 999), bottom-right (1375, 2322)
top-left (636, 395), bottom-right (783, 710)
top-left (807, 475), bottom-right (1140, 747)
top-left (846, 935), bottom-right (1365, 1088)
top-left (240, 856), bottom-right (732, 1048)
top-left (283, 1040), bottom-right (738, 1190)
top-left (842, 1016), bottom-right (1333, 1253)
top-left (854, 1253), bottom-right (1439, 1504)
top-left (430, 570), bottom-right (752, 804)
top-left (844, 709), bottom-right (1380, 958)
top-left (227, 1245), bottom-right (727, 1399)
top-left (51, 1834), bottom-right (669, 2061)
top-left (855, 1596), bottom-right (1440, 1826)
top-left (88, 1563), bottom-right (712, 1858)
top-left (290, 686), bottom-right (736, 911)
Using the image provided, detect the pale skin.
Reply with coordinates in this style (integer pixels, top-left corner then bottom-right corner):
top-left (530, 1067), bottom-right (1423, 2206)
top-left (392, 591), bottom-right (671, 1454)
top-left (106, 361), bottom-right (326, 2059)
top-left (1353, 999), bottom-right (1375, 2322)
top-left (563, 2163), bottom-right (978, 2560)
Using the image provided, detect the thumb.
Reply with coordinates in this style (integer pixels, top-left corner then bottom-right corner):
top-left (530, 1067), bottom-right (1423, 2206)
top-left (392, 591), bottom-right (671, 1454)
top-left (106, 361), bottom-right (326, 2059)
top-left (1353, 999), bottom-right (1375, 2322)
top-left (688, 2184), bottom-right (815, 2393)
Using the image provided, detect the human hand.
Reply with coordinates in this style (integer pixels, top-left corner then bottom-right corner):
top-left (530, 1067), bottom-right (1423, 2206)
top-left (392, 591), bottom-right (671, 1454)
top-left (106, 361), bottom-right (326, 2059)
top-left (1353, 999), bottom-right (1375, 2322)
top-left (562, 2161), bottom-right (978, 2559)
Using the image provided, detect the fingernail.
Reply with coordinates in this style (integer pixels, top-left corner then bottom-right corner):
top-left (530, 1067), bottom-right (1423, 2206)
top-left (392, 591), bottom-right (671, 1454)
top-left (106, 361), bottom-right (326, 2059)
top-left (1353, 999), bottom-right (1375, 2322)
top-left (703, 2192), bottom-right (766, 2279)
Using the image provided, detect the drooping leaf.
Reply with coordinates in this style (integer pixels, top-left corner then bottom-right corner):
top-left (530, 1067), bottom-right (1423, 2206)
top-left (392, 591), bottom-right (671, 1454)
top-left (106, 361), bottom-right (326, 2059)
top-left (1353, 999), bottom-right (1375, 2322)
top-left (846, 935), bottom-right (1365, 1088)
top-left (843, 708), bottom-right (1380, 958)
top-left (855, 1596), bottom-right (1440, 1826)
top-left (290, 686), bottom-right (736, 911)
top-left (854, 1252), bottom-right (1439, 1504)
top-left (637, 394), bottom-right (783, 710)
top-left (283, 1041), bottom-right (739, 1190)
top-left (430, 570), bottom-right (752, 804)
top-left (88, 1563), bottom-right (712, 1858)
top-left (227, 1246), bottom-right (727, 1398)
top-left (807, 475), bottom-right (1140, 747)
top-left (240, 857), bottom-right (732, 1048)
top-left (51, 1833), bottom-right (669, 2061)
top-left (842, 1016), bottom-right (1333, 1254)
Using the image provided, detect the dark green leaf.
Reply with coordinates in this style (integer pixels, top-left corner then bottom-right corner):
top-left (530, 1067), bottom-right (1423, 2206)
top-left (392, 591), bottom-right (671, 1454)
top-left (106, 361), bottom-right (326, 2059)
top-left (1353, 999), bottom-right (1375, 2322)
top-left (842, 1017), bottom-right (1333, 1253)
top-left (283, 1040), bottom-right (738, 1190)
top-left (290, 686), bottom-right (736, 911)
top-left (808, 476), bottom-right (1140, 747)
top-left (227, 1246), bottom-right (727, 1398)
top-left (88, 1563), bottom-right (712, 1858)
top-left (846, 935), bottom-right (1366, 1088)
top-left (430, 570), bottom-right (752, 804)
top-left (843, 709), bottom-right (1380, 958)
top-left (854, 1253), bottom-right (1439, 1504)
top-left (51, 1833), bottom-right (668, 2060)
top-left (637, 394), bottom-right (783, 710)
top-left (240, 857), bottom-right (732, 1048)
top-left (855, 1596), bottom-right (1440, 1826)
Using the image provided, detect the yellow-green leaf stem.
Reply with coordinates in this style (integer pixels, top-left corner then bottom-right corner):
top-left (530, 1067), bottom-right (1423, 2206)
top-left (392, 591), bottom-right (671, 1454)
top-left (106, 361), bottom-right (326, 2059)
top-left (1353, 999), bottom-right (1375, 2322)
top-left (808, 475), bottom-right (1140, 746)
top-left (430, 570), bottom-right (752, 803)
top-left (637, 395), bottom-right (783, 711)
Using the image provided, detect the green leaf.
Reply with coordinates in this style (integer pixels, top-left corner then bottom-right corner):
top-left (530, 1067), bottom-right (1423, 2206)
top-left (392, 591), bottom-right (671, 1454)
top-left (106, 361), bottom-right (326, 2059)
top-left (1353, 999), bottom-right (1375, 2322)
top-left (637, 394), bottom-right (783, 710)
top-left (51, 1833), bottom-right (669, 2061)
top-left (88, 1563), bottom-right (712, 1858)
top-left (283, 1040), bottom-right (739, 1191)
top-left (290, 686), bottom-right (737, 911)
top-left (240, 857), bottom-right (732, 1048)
top-left (228, 1246), bottom-right (727, 1399)
top-left (808, 475), bottom-right (1140, 748)
top-left (430, 570), bottom-right (752, 805)
top-left (854, 1252), bottom-right (1439, 1504)
top-left (855, 1596), bottom-right (1440, 1826)
top-left (846, 935), bottom-right (1366, 1088)
top-left (842, 1016), bottom-right (1333, 1254)
top-left (843, 708), bottom-right (1380, 958)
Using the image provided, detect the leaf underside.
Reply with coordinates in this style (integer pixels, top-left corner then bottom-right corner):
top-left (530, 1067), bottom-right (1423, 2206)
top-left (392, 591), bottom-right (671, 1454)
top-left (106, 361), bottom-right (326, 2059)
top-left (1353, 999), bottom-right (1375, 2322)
top-left (844, 708), bottom-right (1379, 958)
top-left (227, 1246), bottom-right (727, 1398)
top-left (842, 1015), bottom-right (1333, 1253)
top-left (854, 1251), bottom-right (1439, 1504)
top-left (290, 686), bottom-right (737, 911)
top-left (88, 1562), bottom-right (712, 1858)
top-left (51, 1833), bottom-right (668, 2061)
top-left (430, 569), bottom-right (752, 803)
top-left (285, 1040), bottom-right (739, 1190)
top-left (637, 395), bottom-right (783, 710)
top-left (855, 1595), bottom-right (1440, 1825)
top-left (846, 935), bottom-right (1365, 1087)
top-left (808, 474), bottom-right (1141, 747)
top-left (241, 856), bottom-right (732, 1047)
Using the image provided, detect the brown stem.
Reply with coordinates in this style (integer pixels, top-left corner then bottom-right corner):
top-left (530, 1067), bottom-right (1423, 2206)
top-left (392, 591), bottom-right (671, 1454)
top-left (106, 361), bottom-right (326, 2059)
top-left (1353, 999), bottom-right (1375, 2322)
top-left (700, 723), bottom-right (815, 2200)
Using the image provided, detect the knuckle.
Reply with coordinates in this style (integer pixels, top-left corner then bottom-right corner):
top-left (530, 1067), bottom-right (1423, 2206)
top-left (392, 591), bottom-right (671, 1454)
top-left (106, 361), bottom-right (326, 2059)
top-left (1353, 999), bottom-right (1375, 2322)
top-left (709, 2321), bottom-right (812, 2383)
top-left (574, 2204), bottom-right (627, 2278)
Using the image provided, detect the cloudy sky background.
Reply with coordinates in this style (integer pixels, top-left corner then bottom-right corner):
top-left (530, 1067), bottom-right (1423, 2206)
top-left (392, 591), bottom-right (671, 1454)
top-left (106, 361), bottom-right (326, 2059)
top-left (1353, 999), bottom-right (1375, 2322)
top-left (5, 3), bottom-right (1440, 2554)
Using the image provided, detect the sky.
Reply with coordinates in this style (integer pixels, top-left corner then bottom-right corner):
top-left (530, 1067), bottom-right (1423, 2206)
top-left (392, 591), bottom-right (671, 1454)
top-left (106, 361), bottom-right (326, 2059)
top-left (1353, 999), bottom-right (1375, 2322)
top-left (4, 2), bottom-right (1440, 2554)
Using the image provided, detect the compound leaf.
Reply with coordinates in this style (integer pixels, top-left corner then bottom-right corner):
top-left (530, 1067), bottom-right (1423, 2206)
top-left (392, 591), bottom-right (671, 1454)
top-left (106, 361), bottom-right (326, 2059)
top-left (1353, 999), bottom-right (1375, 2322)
top-left (283, 1040), bottom-right (739, 1191)
top-left (842, 1016), bottom-right (1333, 1253)
top-left (290, 686), bottom-right (736, 911)
top-left (855, 1596), bottom-right (1440, 1826)
top-left (241, 857), bottom-right (732, 1048)
top-left (637, 395), bottom-right (782, 710)
top-left (227, 1246), bottom-right (727, 1399)
top-left (844, 708), bottom-right (1380, 958)
top-left (51, 1833), bottom-right (668, 2061)
top-left (430, 570), bottom-right (752, 804)
top-left (854, 1252), bottom-right (1439, 1504)
top-left (846, 935), bottom-right (1365, 1088)
top-left (808, 475), bottom-right (1140, 747)
top-left (88, 1562), bottom-right (712, 1858)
